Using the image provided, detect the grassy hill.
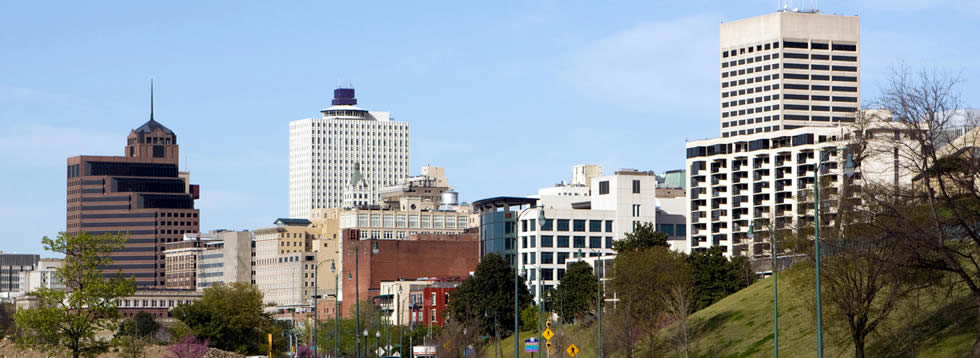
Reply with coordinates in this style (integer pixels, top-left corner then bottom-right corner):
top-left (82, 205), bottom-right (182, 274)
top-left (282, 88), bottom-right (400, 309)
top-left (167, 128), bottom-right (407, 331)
top-left (680, 264), bottom-right (976, 357)
top-left (481, 264), bottom-right (977, 358)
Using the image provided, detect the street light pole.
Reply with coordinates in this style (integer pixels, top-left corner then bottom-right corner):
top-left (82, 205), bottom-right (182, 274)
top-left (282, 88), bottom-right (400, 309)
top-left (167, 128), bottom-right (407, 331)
top-left (355, 245), bottom-right (361, 358)
top-left (813, 147), bottom-right (855, 358)
top-left (314, 260), bottom-right (337, 358)
top-left (577, 248), bottom-right (602, 358)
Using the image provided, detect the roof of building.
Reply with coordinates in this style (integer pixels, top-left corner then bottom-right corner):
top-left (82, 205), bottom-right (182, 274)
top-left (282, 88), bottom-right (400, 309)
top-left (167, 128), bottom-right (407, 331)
top-left (134, 118), bottom-right (174, 135)
top-left (274, 218), bottom-right (312, 226)
top-left (471, 196), bottom-right (537, 210)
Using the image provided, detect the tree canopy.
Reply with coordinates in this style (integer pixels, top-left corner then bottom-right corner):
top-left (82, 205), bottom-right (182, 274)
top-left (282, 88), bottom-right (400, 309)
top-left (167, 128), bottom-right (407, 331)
top-left (445, 253), bottom-right (532, 336)
top-left (554, 261), bottom-right (598, 324)
top-left (687, 246), bottom-right (755, 310)
top-left (612, 222), bottom-right (669, 253)
top-left (14, 232), bottom-right (135, 358)
top-left (171, 282), bottom-right (279, 355)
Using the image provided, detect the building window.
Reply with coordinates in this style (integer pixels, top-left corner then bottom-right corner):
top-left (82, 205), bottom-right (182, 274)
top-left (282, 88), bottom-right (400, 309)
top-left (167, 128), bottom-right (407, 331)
top-left (541, 219), bottom-right (553, 231)
top-left (573, 236), bottom-right (586, 248)
top-left (541, 269), bottom-right (554, 281)
top-left (557, 236), bottom-right (570, 248)
top-left (632, 180), bottom-right (640, 193)
top-left (541, 252), bottom-right (554, 264)
top-left (431, 292), bottom-right (436, 305)
top-left (589, 237), bottom-right (602, 249)
top-left (599, 181), bottom-right (610, 195)
top-left (541, 235), bottom-right (553, 248)
top-left (431, 309), bottom-right (437, 323)
top-left (605, 220), bottom-right (613, 232)
top-left (632, 205), bottom-right (641, 217)
top-left (589, 220), bottom-right (602, 232)
top-left (557, 252), bottom-right (570, 264)
top-left (573, 220), bottom-right (586, 232)
top-left (557, 219), bottom-right (570, 231)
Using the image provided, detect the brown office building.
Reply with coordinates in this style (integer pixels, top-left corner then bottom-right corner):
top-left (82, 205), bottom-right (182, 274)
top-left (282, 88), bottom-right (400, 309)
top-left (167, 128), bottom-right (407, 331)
top-left (67, 104), bottom-right (200, 288)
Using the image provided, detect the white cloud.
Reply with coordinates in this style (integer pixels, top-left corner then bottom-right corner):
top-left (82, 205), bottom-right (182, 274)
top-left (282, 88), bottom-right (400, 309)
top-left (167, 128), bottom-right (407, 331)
top-left (560, 14), bottom-right (722, 111)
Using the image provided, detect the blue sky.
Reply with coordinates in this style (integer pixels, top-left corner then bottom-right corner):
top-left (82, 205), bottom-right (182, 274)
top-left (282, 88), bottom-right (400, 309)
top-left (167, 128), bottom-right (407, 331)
top-left (2, 1), bottom-right (978, 255)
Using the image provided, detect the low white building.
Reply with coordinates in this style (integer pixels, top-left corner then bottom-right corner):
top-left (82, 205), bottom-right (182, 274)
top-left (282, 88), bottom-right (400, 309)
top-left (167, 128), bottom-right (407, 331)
top-left (516, 167), bottom-right (682, 303)
top-left (19, 258), bottom-right (64, 294)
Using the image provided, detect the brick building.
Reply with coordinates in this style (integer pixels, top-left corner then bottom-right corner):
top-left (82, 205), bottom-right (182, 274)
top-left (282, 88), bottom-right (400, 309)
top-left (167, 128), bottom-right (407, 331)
top-left (339, 229), bottom-right (479, 317)
top-left (417, 279), bottom-right (462, 327)
top-left (66, 91), bottom-right (200, 287)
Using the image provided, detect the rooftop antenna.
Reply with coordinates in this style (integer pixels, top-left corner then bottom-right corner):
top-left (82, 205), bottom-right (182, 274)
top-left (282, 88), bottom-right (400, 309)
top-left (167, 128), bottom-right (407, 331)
top-left (150, 79), bottom-right (155, 121)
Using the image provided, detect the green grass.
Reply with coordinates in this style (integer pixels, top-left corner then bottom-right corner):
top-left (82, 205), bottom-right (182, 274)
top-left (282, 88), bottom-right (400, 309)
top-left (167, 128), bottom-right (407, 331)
top-left (678, 264), bottom-right (977, 358)
top-left (478, 265), bottom-right (978, 357)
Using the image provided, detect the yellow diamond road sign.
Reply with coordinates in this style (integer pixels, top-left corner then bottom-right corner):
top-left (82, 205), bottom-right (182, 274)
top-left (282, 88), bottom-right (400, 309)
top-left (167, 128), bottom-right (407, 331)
top-left (542, 328), bottom-right (554, 341)
top-left (566, 344), bottom-right (579, 357)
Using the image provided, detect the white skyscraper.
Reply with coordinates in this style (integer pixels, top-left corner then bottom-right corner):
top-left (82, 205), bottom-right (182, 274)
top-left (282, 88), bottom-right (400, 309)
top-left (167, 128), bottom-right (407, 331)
top-left (719, 10), bottom-right (860, 138)
top-left (289, 88), bottom-right (410, 219)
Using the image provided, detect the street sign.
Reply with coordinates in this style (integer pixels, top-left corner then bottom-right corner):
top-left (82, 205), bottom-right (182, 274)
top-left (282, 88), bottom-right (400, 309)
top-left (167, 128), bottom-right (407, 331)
top-left (542, 328), bottom-right (554, 341)
top-left (546, 341), bottom-right (553, 353)
top-left (566, 344), bottom-right (579, 357)
top-left (546, 320), bottom-right (552, 328)
top-left (524, 337), bottom-right (539, 352)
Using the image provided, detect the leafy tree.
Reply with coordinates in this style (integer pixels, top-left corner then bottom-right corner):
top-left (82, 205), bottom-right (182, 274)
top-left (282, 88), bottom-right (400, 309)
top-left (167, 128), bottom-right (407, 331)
top-left (612, 223), bottom-right (668, 253)
top-left (687, 246), bottom-right (754, 310)
top-left (14, 232), bottom-right (136, 358)
top-left (171, 282), bottom-right (278, 355)
top-left (520, 305), bottom-right (539, 332)
top-left (554, 261), bottom-right (598, 324)
top-left (115, 311), bottom-right (161, 358)
top-left (445, 253), bottom-right (532, 337)
top-left (611, 247), bottom-right (692, 352)
top-left (118, 311), bottom-right (161, 339)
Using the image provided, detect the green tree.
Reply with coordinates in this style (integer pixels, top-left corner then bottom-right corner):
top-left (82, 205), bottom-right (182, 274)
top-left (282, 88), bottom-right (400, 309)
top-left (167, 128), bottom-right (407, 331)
top-left (611, 247), bottom-right (692, 354)
top-left (612, 223), bottom-right (668, 253)
top-left (117, 312), bottom-right (160, 339)
top-left (14, 232), bottom-right (136, 358)
top-left (115, 311), bottom-right (161, 358)
top-left (171, 282), bottom-right (278, 355)
top-left (687, 246), bottom-right (754, 310)
top-left (555, 261), bottom-right (598, 324)
top-left (445, 253), bottom-right (532, 336)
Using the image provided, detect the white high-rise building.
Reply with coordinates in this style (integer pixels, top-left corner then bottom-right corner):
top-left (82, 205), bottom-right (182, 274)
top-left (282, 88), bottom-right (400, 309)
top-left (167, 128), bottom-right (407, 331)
top-left (719, 10), bottom-right (859, 138)
top-left (289, 88), bottom-right (410, 219)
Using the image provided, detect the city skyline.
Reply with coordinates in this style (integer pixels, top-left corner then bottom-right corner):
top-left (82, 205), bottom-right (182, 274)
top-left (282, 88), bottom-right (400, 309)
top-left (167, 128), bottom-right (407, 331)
top-left (2, 1), bottom-right (979, 256)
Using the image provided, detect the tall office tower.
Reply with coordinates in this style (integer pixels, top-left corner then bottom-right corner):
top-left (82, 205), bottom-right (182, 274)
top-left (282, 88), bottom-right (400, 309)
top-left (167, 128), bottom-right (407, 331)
top-left (719, 10), bottom-right (859, 138)
top-left (67, 90), bottom-right (200, 287)
top-left (289, 88), bottom-right (410, 219)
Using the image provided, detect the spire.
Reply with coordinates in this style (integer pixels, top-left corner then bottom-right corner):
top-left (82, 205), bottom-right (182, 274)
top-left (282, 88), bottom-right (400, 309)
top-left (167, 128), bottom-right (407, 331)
top-left (150, 79), bottom-right (155, 122)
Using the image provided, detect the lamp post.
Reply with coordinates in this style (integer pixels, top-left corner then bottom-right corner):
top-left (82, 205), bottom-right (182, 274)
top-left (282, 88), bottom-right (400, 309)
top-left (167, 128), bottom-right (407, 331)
top-left (813, 147), bottom-right (855, 358)
top-left (313, 260), bottom-right (337, 358)
top-left (363, 330), bottom-right (369, 358)
top-left (577, 248), bottom-right (602, 358)
top-left (748, 220), bottom-right (777, 358)
top-left (376, 330), bottom-right (381, 358)
top-left (352, 240), bottom-right (381, 358)
top-left (515, 266), bottom-right (525, 358)
top-left (386, 286), bottom-right (391, 356)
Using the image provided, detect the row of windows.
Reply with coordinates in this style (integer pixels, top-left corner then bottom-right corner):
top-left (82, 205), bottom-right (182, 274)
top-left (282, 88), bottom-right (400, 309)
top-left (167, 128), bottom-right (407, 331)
top-left (522, 219), bottom-right (614, 233)
top-left (783, 63), bottom-right (857, 72)
top-left (522, 249), bottom-right (607, 267)
top-left (521, 235), bottom-right (613, 249)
